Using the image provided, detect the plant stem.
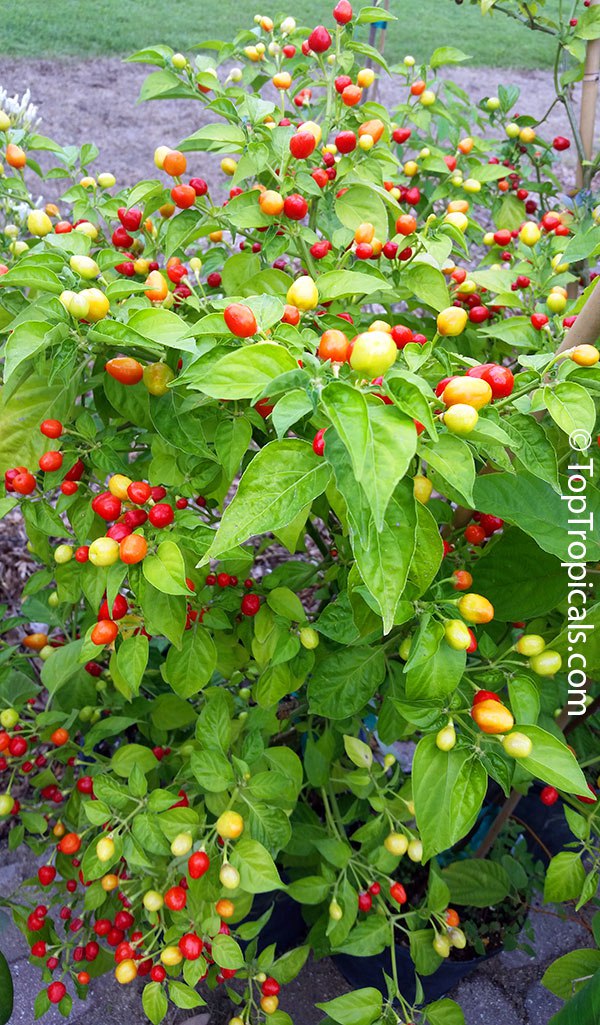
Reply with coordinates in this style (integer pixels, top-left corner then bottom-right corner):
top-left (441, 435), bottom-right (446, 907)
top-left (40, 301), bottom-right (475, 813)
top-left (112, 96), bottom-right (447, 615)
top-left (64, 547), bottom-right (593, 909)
top-left (474, 790), bottom-right (522, 858)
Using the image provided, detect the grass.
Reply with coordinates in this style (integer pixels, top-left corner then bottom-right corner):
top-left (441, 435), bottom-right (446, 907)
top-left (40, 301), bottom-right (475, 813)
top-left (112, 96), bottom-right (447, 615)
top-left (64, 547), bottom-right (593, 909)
top-left (0, 0), bottom-right (561, 66)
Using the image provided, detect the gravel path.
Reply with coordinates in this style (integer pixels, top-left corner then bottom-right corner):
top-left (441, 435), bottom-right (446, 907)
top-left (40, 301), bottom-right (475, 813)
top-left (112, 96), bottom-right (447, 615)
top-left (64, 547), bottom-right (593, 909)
top-left (0, 59), bottom-right (585, 189)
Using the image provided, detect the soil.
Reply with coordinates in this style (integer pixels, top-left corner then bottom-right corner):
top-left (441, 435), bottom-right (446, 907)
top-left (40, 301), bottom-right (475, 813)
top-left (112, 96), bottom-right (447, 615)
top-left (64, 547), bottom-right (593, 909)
top-left (0, 59), bottom-right (589, 190)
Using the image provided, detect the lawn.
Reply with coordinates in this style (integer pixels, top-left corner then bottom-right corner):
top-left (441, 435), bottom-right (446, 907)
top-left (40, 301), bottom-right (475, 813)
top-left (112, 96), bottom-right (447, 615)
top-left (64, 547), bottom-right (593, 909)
top-left (0, 0), bottom-right (561, 66)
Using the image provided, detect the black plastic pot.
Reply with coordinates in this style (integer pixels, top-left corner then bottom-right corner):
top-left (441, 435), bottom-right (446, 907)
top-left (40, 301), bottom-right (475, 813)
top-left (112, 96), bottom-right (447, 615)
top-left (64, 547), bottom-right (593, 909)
top-left (334, 783), bottom-right (571, 1001)
top-left (334, 944), bottom-right (491, 1004)
top-left (242, 888), bottom-right (308, 955)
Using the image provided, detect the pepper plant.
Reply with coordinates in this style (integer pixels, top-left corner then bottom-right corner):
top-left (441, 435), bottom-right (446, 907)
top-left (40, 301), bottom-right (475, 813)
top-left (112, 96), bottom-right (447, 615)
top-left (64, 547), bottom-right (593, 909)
top-left (0, 4), bottom-right (599, 1025)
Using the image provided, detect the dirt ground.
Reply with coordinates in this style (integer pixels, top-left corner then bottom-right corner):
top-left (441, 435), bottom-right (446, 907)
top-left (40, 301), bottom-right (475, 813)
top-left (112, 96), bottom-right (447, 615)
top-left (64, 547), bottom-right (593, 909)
top-left (0, 59), bottom-right (585, 189)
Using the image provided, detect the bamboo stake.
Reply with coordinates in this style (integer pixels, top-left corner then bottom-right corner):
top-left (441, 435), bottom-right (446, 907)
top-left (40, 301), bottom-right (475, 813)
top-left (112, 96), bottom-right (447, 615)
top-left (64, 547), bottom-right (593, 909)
top-left (576, 0), bottom-right (600, 191)
top-left (556, 275), bottom-right (600, 353)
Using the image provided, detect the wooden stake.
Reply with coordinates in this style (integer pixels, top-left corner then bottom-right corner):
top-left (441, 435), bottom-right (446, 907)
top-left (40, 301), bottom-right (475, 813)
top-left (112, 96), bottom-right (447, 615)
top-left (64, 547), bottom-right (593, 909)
top-left (556, 276), bottom-right (600, 354)
top-left (576, 0), bottom-right (600, 190)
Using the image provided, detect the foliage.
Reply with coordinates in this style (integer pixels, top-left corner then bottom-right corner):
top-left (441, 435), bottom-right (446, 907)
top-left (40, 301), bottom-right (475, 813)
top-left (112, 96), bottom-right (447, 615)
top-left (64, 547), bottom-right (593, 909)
top-left (0, 4), bottom-right (599, 1025)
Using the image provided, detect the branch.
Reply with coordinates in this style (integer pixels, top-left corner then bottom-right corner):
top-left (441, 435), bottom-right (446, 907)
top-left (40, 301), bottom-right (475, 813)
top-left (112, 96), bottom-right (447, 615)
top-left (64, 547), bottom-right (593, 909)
top-left (493, 3), bottom-right (557, 36)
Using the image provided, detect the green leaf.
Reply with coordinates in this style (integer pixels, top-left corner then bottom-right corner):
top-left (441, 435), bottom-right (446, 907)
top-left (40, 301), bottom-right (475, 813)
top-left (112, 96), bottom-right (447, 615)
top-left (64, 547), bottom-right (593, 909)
top-left (542, 949), bottom-right (600, 1000)
top-left (562, 225), bottom-right (600, 264)
top-left (139, 68), bottom-right (199, 101)
top-left (162, 627), bottom-right (216, 697)
top-left (405, 619), bottom-right (465, 700)
top-left (403, 261), bottom-right (450, 312)
top-left (0, 372), bottom-right (75, 476)
top-left (143, 540), bottom-right (191, 595)
top-left (494, 193), bottom-right (525, 231)
top-left (179, 122), bottom-right (246, 152)
top-left (115, 634), bottom-right (148, 699)
top-left (564, 806), bottom-right (589, 842)
top-left (334, 917), bottom-right (390, 957)
top-left (471, 528), bottom-right (565, 621)
top-left (385, 369), bottom-right (438, 438)
top-left (325, 434), bottom-right (417, 631)
top-left (343, 735), bottom-right (373, 770)
top-left (502, 414), bottom-right (557, 489)
top-left (409, 502), bottom-right (444, 597)
top-left (576, 6), bottom-right (600, 38)
top-left (420, 435), bottom-right (475, 506)
top-left (479, 315), bottom-right (538, 349)
top-left (473, 473), bottom-right (600, 562)
top-left (316, 269), bottom-right (393, 301)
top-left (81, 716), bottom-right (134, 752)
top-left (271, 945), bottom-right (311, 984)
top-left (168, 981), bottom-right (205, 1009)
top-left (127, 307), bottom-right (196, 351)
top-left (508, 675), bottom-right (540, 725)
top-left (272, 390), bottom-right (314, 439)
top-left (308, 647), bottom-right (386, 719)
top-left (322, 383), bottom-right (416, 531)
top-left (0, 263), bottom-right (63, 294)
top-left (414, 736), bottom-right (487, 861)
top-left (510, 726), bottom-right (589, 795)
top-left (316, 989), bottom-right (383, 1025)
top-left (335, 186), bottom-right (389, 246)
top-left (149, 694), bottom-right (196, 730)
top-left (427, 869), bottom-right (451, 915)
top-left (111, 744), bottom-right (159, 778)
top-left (357, 6), bottom-right (397, 22)
top-left (211, 934), bottom-right (245, 970)
top-left (40, 639), bottom-right (84, 694)
top-left (441, 859), bottom-right (511, 907)
top-left (203, 440), bottom-right (331, 562)
top-left (266, 587), bottom-right (305, 622)
top-left (139, 584), bottom-right (186, 648)
top-left (0, 950), bottom-right (13, 1025)
top-left (254, 662), bottom-right (294, 708)
top-left (425, 1000), bottom-right (466, 1025)
top-left (221, 251), bottom-right (261, 294)
top-left (409, 928), bottom-right (442, 976)
top-left (0, 497), bottom-right (17, 520)
top-left (287, 876), bottom-right (331, 904)
top-left (230, 838), bottom-right (283, 893)
top-left (4, 321), bottom-right (59, 382)
top-left (547, 969), bottom-right (600, 1025)
top-left (34, 989), bottom-right (50, 1020)
top-left (352, 482), bottom-right (418, 633)
top-left (191, 748), bottom-right (234, 792)
top-left (544, 851), bottom-right (587, 903)
top-left (215, 416), bottom-right (253, 481)
top-left (473, 164), bottom-right (517, 186)
top-left (163, 208), bottom-right (205, 257)
top-left (543, 382), bottom-right (597, 441)
top-left (186, 342), bottom-right (298, 400)
top-left (430, 46), bottom-right (471, 67)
